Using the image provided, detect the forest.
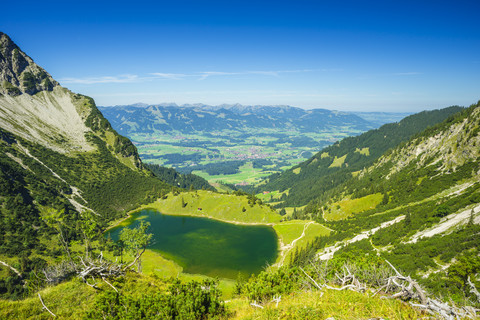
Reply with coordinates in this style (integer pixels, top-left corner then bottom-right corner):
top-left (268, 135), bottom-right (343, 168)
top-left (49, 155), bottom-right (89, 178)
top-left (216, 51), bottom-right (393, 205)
top-left (258, 106), bottom-right (463, 207)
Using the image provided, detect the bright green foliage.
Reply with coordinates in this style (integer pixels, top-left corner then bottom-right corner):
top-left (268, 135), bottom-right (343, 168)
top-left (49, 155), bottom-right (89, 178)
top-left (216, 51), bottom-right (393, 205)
top-left (236, 267), bottom-right (300, 302)
top-left (434, 204), bottom-right (450, 217)
top-left (86, 279), bottom-right (227, 320)
top-left (119, 221), bottom-right (153, 272)
top-left (445, 251), bottom-right (480, 292)
top-left (424, 249), bottom-right (480, 305)
top-left (76, 211), bottom-right (98, 258)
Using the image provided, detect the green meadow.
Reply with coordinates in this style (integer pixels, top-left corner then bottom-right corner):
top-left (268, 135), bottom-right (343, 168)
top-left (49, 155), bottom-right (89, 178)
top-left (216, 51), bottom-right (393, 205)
top-left (130, 127), bottom-right (366, 186)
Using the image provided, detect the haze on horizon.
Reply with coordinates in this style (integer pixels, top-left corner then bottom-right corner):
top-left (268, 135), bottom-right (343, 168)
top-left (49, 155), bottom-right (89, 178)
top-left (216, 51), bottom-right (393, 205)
top-left (2, 0), bottom-right (479, 113)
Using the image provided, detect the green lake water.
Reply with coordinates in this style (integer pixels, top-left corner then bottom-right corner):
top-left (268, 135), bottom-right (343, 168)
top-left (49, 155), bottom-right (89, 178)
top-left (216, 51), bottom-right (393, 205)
top-left (107, 210), bottom-right (278, 279)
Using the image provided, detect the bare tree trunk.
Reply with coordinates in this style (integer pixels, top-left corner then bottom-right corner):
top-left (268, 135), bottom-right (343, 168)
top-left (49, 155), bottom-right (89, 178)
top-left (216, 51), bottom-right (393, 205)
top-left (122, 247), bottom-right (146, 272)
top-left (58, 230), bottom-right (73, 265)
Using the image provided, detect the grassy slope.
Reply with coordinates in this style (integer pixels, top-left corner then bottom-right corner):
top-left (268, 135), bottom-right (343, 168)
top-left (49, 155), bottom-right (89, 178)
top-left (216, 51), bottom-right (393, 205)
top-left (273, 220), bottom-right (331, 265)
top-left (324, 193), bottom-right (383, 220)
top-left (228, 289), bottom-right (423, 319)
top-left (138, 190), bottom-right (282, 224)
top-left (0, 275), bottom-right (423, 319)
top-left (259, 106), bottom-right (463, 207)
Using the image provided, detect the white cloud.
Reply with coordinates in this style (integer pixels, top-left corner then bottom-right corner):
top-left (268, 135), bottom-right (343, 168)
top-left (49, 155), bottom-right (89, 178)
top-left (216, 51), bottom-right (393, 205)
top-left (60, 69), bottom-right (315, 84)
top-left (150, 73), bottom-right (188, 80)
top-left (59, 74), bottom-right (140, 84)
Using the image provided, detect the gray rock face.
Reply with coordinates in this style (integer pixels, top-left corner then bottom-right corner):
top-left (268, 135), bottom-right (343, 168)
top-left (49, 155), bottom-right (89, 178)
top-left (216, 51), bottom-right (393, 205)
top-left (0, 32), bottom-right (58, 96)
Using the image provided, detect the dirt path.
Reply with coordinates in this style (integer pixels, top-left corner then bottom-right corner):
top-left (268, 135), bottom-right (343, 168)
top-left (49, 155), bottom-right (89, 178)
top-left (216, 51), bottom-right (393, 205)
top-left (276, 221), bottom-right (314, 267)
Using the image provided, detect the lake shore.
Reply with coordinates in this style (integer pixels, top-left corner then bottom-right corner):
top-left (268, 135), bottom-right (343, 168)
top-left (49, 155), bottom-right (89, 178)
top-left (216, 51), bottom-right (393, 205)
top-left (141, 206), bottom-right (277, 227)
top-left (105, 192), bottom-right (328, 269)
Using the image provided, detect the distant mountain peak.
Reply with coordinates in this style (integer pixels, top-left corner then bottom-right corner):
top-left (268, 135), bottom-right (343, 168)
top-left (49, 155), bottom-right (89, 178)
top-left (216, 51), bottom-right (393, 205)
top-left (0, 32), bottom-right (58, 96)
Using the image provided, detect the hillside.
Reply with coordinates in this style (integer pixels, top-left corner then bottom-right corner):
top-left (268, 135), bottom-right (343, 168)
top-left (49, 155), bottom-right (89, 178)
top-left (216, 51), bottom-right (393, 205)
top-left (259, 106), bottom-right (463, 207)
top-left (289, 101), bottom-right (480, 306)
top-left (0, 32), bottom-right (176, 298)
top-left (1, 32), bottom-right (478, 319)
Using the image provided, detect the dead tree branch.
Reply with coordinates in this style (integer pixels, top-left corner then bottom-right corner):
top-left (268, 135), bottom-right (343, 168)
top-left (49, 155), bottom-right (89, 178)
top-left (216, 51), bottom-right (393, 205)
top-left (38, 293), bottom-right (56, 317)
top-left (102, 277), bottom-right (118, 293)
top-left (467, 276), bottom-right (480, 303)
top-left (77, 256), bottom-right (125, 287)
top-left (384, 260), bottom-right (426, 304)
top-left (301, 259), bottom-right (479, 319)
top-left (122, 248), bottom-right (146, 272)
top-left (299, 267), bottom-right (322, 290)
top-left (250, 301), bottom-right (264, 309)
top-left (0, 260), bottom-right (22, 277)
top-left (383, 260), bottom-right (479, 319)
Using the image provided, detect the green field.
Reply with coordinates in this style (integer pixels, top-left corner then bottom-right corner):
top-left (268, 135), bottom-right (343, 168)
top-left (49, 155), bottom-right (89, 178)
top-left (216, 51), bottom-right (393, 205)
top-left (273, 220), bottom-right (331, 265)
top-left (140, 190), bottom-right (282, 224)
top-left (130, 127), bottom-right (367, 186)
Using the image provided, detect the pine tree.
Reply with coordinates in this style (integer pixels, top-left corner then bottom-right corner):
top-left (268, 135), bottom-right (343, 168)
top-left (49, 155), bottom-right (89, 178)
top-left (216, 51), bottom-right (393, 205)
top-left (468, 209), bottom-right (475, 226)
top-left (381, 192), bottom-right (389, 205)
top-left (405, 211), bottom-right (411, 226)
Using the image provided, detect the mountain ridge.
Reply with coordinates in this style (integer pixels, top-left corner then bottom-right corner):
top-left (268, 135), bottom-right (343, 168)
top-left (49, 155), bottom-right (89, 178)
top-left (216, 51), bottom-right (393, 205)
top-left (0, 32), bottom-right (58, 96)
top-left (98, 103), bottom-right (376, 135)
top-left (258, 106), bottom-right (464, 207)
top-left (0, 32), bottom-right (173, 284)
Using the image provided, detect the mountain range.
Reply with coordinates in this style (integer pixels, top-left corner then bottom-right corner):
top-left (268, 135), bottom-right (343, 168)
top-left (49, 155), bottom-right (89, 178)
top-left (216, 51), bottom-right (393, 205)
top-left (0, 31), bottom-right (479, 318)
top-left (99, 103), bottom-right (379, 136)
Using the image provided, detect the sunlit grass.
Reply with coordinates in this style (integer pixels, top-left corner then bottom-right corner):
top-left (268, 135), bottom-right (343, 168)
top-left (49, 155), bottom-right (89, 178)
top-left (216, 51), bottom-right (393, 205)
top-left (191, 161), bottom-right (276, 185)
top-left (328, 154), bottom-right (347, 168)
top-left (355, 147), bottom-right (370, 156)
top-left (325, 193), bottom-right (383, 220)
top-left (273, 220), bottom-right (308, 245)
top-left (273, 220), bottom-right (331, 265)
top-left (139, 190), bottom-right (282, 224)
top-left (228, 288), bottom-right (423, 319)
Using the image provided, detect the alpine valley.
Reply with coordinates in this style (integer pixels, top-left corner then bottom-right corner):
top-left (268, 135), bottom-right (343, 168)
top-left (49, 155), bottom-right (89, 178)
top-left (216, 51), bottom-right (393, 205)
top-left (98, 103), bottom-right (409, 186)
top-left (0, 32), bottom-right (479, 319)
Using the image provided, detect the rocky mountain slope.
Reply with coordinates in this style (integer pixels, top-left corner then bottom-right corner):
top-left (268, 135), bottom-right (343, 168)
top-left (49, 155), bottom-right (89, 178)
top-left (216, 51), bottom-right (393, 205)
top-left (259, 106), bottom-right (463, 207)
top-left (0, 32), bottom-right (175, 297)
top-left (290, 102), bottom-right (480, 303)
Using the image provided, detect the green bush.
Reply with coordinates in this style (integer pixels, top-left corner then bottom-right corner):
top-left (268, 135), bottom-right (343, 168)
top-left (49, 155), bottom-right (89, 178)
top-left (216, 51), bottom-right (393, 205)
top-left (86, 279), bottom-right (227, 320)
top-left (237, 267), bottom-right (300, 303)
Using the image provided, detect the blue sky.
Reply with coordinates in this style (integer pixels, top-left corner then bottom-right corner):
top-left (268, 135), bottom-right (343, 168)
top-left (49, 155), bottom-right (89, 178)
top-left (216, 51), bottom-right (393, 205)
top-left (2, 0), bottom-right (479, 111)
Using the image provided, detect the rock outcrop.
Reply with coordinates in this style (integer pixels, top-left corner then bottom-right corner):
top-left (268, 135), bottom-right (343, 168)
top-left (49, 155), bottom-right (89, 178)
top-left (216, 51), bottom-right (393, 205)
top-left (0, 32), bottom-right (58, 96)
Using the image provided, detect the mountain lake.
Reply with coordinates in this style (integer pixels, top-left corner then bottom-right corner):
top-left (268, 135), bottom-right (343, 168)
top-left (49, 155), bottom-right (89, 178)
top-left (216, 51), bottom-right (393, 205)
top-left (107, 209), bottom-right (278, 279)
